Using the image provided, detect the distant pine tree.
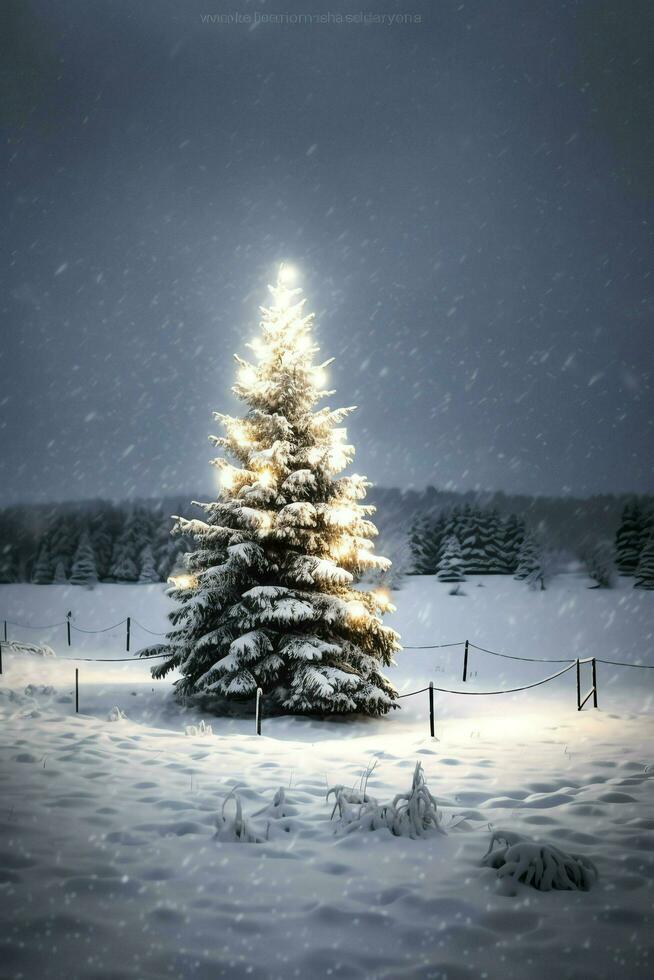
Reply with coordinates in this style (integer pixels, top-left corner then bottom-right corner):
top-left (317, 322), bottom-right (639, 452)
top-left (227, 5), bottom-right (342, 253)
top-left (585, 542), bottom-right (614, 589)
top-left (437, 535), bottom-right (465, 582)
top-left (138, 544), bottom-right (160, 583)
top-left (70, 531), bottom-right (98, 587)
top-left (0, 546), bottom-right (17, 584)
top-left (634, 537), bottom-right (654, 590)
top-left (110, 509), bottom-right (148, 581)
top-left (53, 560), bottom-right (68, 584)
top-left (31, 544), bottom-right (52, 584)
top-left (409, 514), bottom-right (443, 574)
top-left (615, 501), bottom-right (645, 574)
top-left (514, 532), bottom-right (545, 589)
top-left (503, 514), bottom-right (525, 573)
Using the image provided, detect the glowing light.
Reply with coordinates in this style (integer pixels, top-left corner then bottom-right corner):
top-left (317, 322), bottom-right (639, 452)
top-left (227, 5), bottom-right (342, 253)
top-left (333, 539), bottom-right (351, 559)
top-left (278, 262), bottom-right (298, 285)
top-left (373, 588), bottom-right (392, 611)
top-left (356, 549), bottom-right (372, 563)
top-left (313, 367), bottom-right (327, 388)
top-left (238, 364), bottom-right (257, 387)
top-left (220, 468), bottom-right (234, 490)
top-left (258, 468), bottom-right (273, 488)
top-left (232, 424), bottom-right (251, 448)
top-left (347, 600), bottom-right (368, 622)
top-left (331, 506), bottom-right (356, 526)
top-left (167, 574), bottom-right (197, 590)
top-left (331, 428), bottom-right (347, 444)
top-left (258, 513), bottom-right (272, 531)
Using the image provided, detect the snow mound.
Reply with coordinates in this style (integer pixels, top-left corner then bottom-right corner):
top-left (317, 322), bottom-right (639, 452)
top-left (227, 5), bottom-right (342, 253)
top-left (107, 706), bottom-right (127, 722)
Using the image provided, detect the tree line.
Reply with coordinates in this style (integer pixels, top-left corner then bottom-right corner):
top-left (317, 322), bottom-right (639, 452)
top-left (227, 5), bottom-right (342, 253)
top-left (0, 502), bottom-right (192, 586)
top-left (408, 500), bottom-right (654, 590)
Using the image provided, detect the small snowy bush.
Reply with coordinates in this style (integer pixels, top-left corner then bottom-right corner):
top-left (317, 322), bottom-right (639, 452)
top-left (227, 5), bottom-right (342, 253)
top-left (215, 792), bottom-right (263, 843)
top-left (107, 706), bottom-right (127, 722)
top-left (328, 762), bottom-right (445, 839)
top-left (184, 719), bottom-right (213, 737)
top-left (9, 641), bottom-right (55, 658)
top-left (482, 830), bottom-right (598, 891)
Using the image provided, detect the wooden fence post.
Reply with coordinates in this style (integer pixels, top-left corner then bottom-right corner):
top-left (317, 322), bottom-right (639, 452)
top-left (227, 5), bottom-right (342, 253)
top-left (428, 681), bottom-right (435, 737)
top-left (75, 668), bottom-right (79, 713)
top-left (576, 659), bottom-right (581, 710)
top-left (0, 641), bottom-right (3, 675)
top-left (126, 617), bottom-right (131, 653)
top-left (462, 640), bottom-right (469, 682)
top-left (255, 687), bottom-right (262, 736)
top-left (66, 611), bottom-right (72, 647)
top-left (592, 658), bottom-right (598, 708)
top-left (3, 620), bottom-right (6, 642)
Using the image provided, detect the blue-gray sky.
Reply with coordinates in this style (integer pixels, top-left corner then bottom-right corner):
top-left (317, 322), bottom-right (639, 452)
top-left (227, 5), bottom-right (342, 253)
top-left (1, 0), bottom-right (652, 504)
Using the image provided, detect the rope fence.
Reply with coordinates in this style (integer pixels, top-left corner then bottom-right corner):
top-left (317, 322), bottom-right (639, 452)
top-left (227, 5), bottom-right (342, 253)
top-left (1, 613), bottom-right (652, 731)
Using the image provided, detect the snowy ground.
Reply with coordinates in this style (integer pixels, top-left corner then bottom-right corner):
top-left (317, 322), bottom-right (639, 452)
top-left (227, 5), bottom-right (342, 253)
top-left (0, 576), bottom-right (652, 980)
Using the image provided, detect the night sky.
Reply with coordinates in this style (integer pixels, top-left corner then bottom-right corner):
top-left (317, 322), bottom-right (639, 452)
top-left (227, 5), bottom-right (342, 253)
top-left (2, 0), bottom-right (652, 505)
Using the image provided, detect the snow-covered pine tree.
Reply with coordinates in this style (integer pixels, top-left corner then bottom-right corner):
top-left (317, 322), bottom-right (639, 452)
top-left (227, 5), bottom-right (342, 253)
top-left (437, 535), bottom-right (465, 582)
top-left (514, 531), bottom-right (545, 589)
top-left (409, 513), bottom-right (444, 574)
top-left (110, 508), bottom-right (150, 581)
top-left (459, 508), bottom-right (488, 574)
top-left (634, 536), bottom-right (654, 590)
top-left (0, 545), bottom-right (17, 584)
top-left (484, 510), bottom-right (508, 574)
top-left (31, 543), bottom-right (52, 584)
top-left (53, 560), bottom-right (68, 584)
top-left (503, 513), bottom-right (525, 573)
top-left (141, 265), bottom-right (400, 716)
top-left (584, 541), bottom-right (614, 589)
top-left (139, 544), bottom-right (160, 583)
top-left (70, 531), bottom-right (98, 587)
top-left (614, 501), bottom-right (645, 575)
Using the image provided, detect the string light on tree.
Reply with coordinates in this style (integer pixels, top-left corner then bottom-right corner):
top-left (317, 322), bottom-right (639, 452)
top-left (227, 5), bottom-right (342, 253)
top-left (141, 263), bottom-right (400, 716)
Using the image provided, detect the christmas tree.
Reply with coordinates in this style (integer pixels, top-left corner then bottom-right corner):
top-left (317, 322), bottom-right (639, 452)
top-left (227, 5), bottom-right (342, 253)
top-left (70, 531), bottom-right (98, 587)
top-left (634, 536), bottom-right (654, 590)
top-left (142, 265), bottom-right (400, 716)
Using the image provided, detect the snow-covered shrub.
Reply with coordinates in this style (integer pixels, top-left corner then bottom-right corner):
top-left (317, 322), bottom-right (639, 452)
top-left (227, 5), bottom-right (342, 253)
top-left (482, 830), bottom-right (598, 891)
top-left (215, 792), bottom-right (264, 843)
top-left (9, 641), bottom-right (55, 658)
top-left (107, 706), bottom-right (127, 722)
top-left (184, 719), bottom-right (213, 737)
top-left (328, 762), bottom-right (445, 839)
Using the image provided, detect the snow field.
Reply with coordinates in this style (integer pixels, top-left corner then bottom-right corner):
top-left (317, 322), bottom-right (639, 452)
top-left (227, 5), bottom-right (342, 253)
top-left (0, 576), bottom-right (652, 979)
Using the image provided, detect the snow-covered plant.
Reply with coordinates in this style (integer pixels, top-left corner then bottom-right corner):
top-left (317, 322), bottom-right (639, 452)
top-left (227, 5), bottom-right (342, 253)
top-left (141, 265), bottom-right (400, 716)
top-left (9, 641), bottom-right (55, 658)
top-left (328, 762), bottom-right (445, 839)
top-left (107, 706), bottom-right (127, 722)
top-left (482, 830), bottom-right (598, 891)
top-left (184, 719), bottom-right (213, 736)
top-left (70, 531), bottom-right (98, 588)
top-left (215, 792), bottom-right (264, 843)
